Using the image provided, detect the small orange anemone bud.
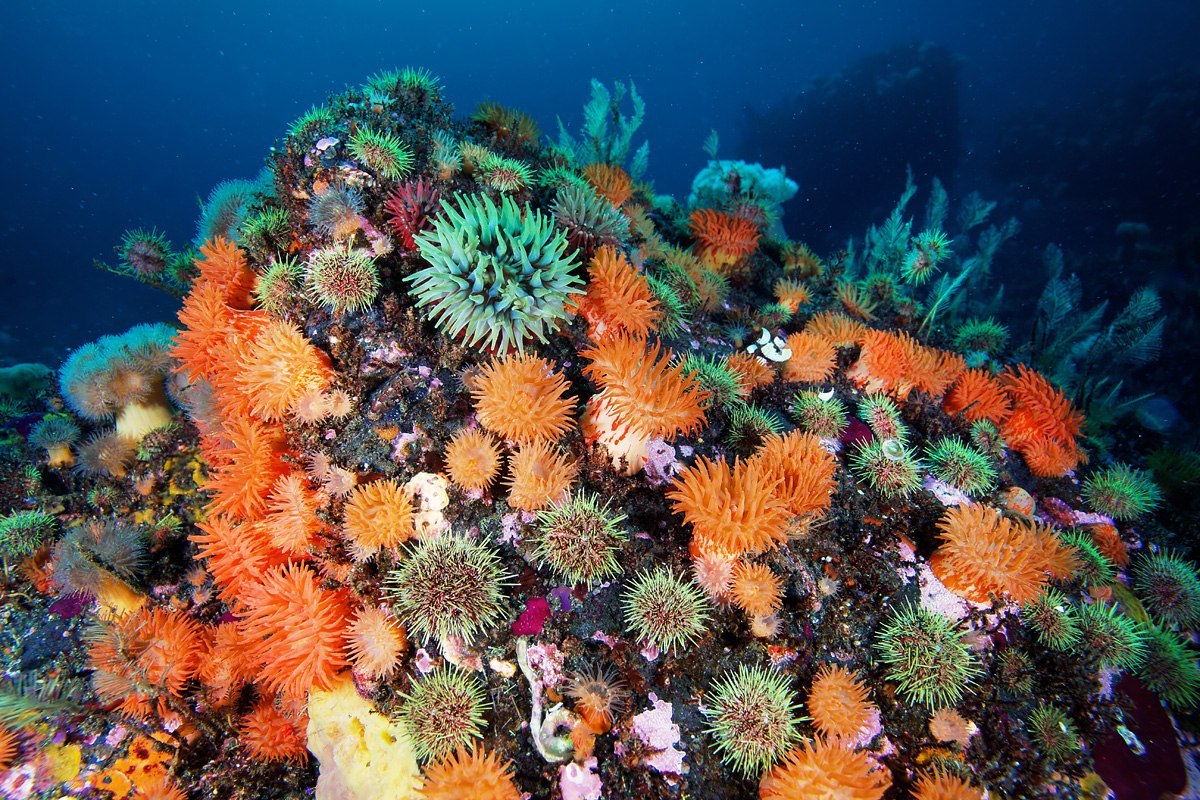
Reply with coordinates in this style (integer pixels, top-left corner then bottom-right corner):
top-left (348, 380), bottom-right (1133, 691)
top-left (774, 278), bottom-right (810, 313)
top-left (418, 745), bottom-right (520, 800)
top-left (470, 354), bottom-right (576, 445)
top-left (263, 472), bottom-right (322, 554)
top-left (689, 208), bottom-right (761, 269)
top-left (755, 431), bottom-right (837, 519)
top-left (931, 504), bottom-right (1057, 604)
top-left (808, 664), bottom-right (878, 743)
top-left (1084, 522), bottom-right (1129, 568)
top-left (445, 428), bottom-right (503, 491)
top-left (132, 772), bottom-right (188, 800)
top-left (666, 456), bottom-right (789, 556)
top-left (574, 246), bottom-right (662, 341)
top-left (691, 547), bottom-right (736, 601)
top-left (943, 369), bottom-right (1011, 424)
top-left (805, 312), bottom-right (865, 349)
top-left (341, 479), bottom-right (416, 553)
top-left (238, 697), bottom-right (309, 763)
top-left (346, 605), bottom-right (407, 680)
top-left (239, 563), bottom-right (352, 701)
top-left (582, 163), bottom-right (633, 207)
top-left (505, 442), bottom-right (578, 511)
top-left (731, 561), bottom-right (783, 617)
top-left (233, 320), bottom-right (333, 421)
top-left (912, 768), bottom-right (984, 800)
top-left (760, 737), bottom-right (891, 800)
top-left (782, 331), bottom-right (837, 384)
top-left (566, 665), bottom-right (629, 735)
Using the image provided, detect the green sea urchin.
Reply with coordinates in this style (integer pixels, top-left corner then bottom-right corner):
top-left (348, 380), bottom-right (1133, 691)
top-left (923, 437), bottom-right (997, 495)
top-left (347, 127), bottom-right (413, 182)
top-left (874, 603), bottom-right (979, 709)
top-left (851, 438), bottom-right (923, 500)
top-left (1132, 551), bottom-right (1200, 630)
top-left (622, 567), bottom-right (711, 652)
top-left (304, 246), bottom-right (379, 315)
top-left (397, 667), bottom-right (489, 762)
top-left (1082, 463), bottom-right (1163, 520)
top-left (705, 664), bottom-right (801, 777)
top-left (530, 493), bottom-right (628, 587)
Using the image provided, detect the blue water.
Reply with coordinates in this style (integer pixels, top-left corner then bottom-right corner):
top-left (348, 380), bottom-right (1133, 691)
top-left (2, 0), bottom-right (1197, 367)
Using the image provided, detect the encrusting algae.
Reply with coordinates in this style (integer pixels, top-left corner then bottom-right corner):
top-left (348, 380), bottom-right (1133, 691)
top-left (0, 67), bottom-right (1196, 800)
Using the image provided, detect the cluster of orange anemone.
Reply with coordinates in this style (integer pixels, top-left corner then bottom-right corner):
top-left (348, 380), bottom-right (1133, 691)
top-left (846, 328), bottom-right (967, 401)
top-left (689, 208), bottom-right (762, 270)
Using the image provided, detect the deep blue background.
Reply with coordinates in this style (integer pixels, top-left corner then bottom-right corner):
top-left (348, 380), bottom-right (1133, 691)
top-left (2, 0), bottom-right (1197, 367)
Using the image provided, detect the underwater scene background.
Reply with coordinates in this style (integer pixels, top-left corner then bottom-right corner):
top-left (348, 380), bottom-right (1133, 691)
top-left (1, 1), bottom-right (1199, 798)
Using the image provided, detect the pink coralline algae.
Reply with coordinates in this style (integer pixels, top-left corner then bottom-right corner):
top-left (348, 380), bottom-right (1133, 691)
top-left (526, 641), bottom-right (566, 689)
top-left (631, 694), bottom-right (686, 775)
top-left (559, 757), bottom-right (603, 800)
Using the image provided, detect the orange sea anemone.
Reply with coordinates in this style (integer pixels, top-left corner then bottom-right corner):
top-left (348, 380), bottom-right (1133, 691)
top-left (417, 745), bottom-right (520, 800)
top-left (691, 548), bottom-right (736, 601)
top-left (201, 415), bottom-right (289, 522)
top-left (755, 431), bottom-right (837, 519)
top-left (582, 163), bottom-right (633, 208)
top-left (807, 664), bottom-right (877, 743)
top-left (667, 456), bottom-right (789, 557)
top-left (121, 607), bottom-right (204, 697)
top-left (759, 737), bottom-right (891, 800)
top-left (346, 605), bottom-right (407, 680)
top-left (470, 354), bottom-right (576, 445)
top-left (731, 561), bottom-right (783, 618)
top-left (847, 329), bottom-right (962, 401)
top-left (132, 772), bottom-right (189, 800)
top-left (341, 479), bottom-right (416, 553)
top-left (504, 441), bottom-right (578, 511)
top-left (239, 562), bottom-right (352, 700)
top-left (912, 768), bottom-right (984, 800)
top-left (805, 312), bottom-right (865, 349)
top-left (930, 504), bottom-right (1060, 604)
top-left (781, 331), bottom-right (837, 384)
top-left (581, 334), bottom-right (710, 441)
top-left (726, 352), bottom-right (775, 397)
top-left (444, 428), bottom-right (503, 491)
top-left (190, 515), bottom-right (286, 606)
top-left (943, 369), bottom-right (1011, 424)
top-left (194, 237), bottom-right (257, 309)
top-left (689, 208), bottom-right (760, 270)
top-left (232, 320), bottom-right (334, 421)
top-left (263, 472), bottom-right (322, 554)
top-left (774, 279), bottom-right (810, 313)
top-left (238, 696), bottom-right (309, 763)
top-left (834, 281), bottom-right (877, 321)
top-left (1084, 522), bottom-right (1129, 568)
top-left (196, 621), bottom-right (252, 708)
top-left (999, 365), bottom-right (1086, 477)
top-left (566, 665), bottom-right (629, 734)
top-left (572, 246), bottom-right (662, 341)
top-left (0, 727), bottom-right (18, 771)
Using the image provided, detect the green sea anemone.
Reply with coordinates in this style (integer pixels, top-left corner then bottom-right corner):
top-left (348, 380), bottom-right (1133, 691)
top-left (622, 567), bottom-right (711, 652)
top-left (788, 391), bottom-right (849, 439)
top-left (1138, 624), bottom-right (1200, 709)
top-left (1022, 588), bottom-right (1082, 651)
top-left (407, 192), bottom-right (583, 353)
top-left (397, 667), bottom-right (489, 762)
top-left (1082, 463), bottom-right (1162, 520)
top-left (874, 603), bottom-right (979, 709)
top-left (195, 178), bottom-right (257, 246)
top-left (551, 183), bottom-right (629, 260)
top-left (858, 393), bottom-right (907, 442)
top-left (1027, 702), bottom-right (1080, 761)
top-left (530, 493), bottom-right (628, 587)
top-left (348, 128), bottom-right (413, 182)
top-left (901, 229), bottom-right (952, 285)
top-left (1131, 551), bottom-right (1200, 630)
top-left (954, 318), bottom-right (1009, 356)
top-left (385, 534), bottom-right (510, 643)
top-left (705, 664), bottom-right (801, 777)
top-left (923, 437), bottom-right (997, 495)
top-left (1078, 601), bottom-right (1147, 671)
top-left (644, 272), bottom-right (690, 336)
top-left (240, 207), bottom-right (292, 257)
top-left (969, 419), bottom-right (1006, 458)
top-left (304, 246), bottom-right (380, 315)
top-left (851, 438), bottom-right (923, 500)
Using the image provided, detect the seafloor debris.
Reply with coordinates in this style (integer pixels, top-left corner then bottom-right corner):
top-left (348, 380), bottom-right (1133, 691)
top-left (0, 68), bottom-right (1196, 800)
